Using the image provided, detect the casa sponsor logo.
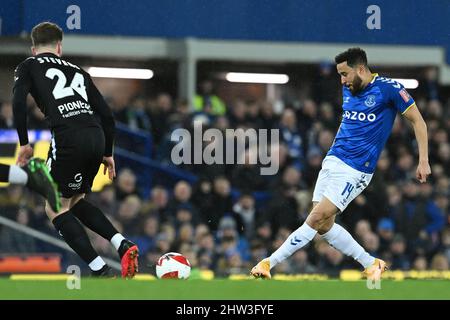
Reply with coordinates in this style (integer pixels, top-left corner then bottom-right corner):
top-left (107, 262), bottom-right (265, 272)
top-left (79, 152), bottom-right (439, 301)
top-left (68, 173), bottom-right (82, 190)
top-left (343, 111), bottom-right (377, 122)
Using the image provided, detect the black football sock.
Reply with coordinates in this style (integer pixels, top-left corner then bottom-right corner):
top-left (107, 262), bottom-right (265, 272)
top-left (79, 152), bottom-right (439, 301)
top-left (71, 199), bottom-right (119, 241)
top-left (0, 164), bottom-right (9, 182)
top-left (52, 211), bottom-right (99, 264)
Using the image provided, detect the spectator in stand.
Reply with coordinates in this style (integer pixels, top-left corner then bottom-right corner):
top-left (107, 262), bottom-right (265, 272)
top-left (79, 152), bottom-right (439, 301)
top-left (167, 180), bottom-right (196, 216)
top-left (263, 167), bottom-right (302, 235)
top-left (412, 255), bottom-right (428, 271)
top-left (231, 193), bottom-right (258, 240)
top-left (0, 101), bottom-right (14, 128)
top-left (430, 253), bottom-right (449, 271)
top-left (278, 108), bottom-right (304, 168)
top-left (205, 176), bottom-right (233, 231)
top-left (390, 234), bottom-right (411, 270)
top-left (303, 146), bottom-right (323, 188)
top-left (259, 100), bottom-right (278, 130)
top-left (124, 95), bottom-right (152, 131)
top-left (417, 67), bottom-right (441, 102)
top-left (87, 184), bottom-right (118, 217)
top-left (376, 218), bottom-right (395, 255)
top-left (289, 250), bottom-right (318, 274)
top-left (319, 102), bottom-right (339, 132)
top-left (129, 215), bottom-right (159, 255)
top-left (141, 185), bottom-right (170, 223)
top-left (391, 179), bottom-right (445, 255)
top-left (115, 195), bottom-right (142, 236)
top-left (115, 168), bottom-right (139, 201)
top-left (228, 99), bottom-right (247, 128)
top-left (231, 150), bottom-right (265, 192)
top-left (148, 93), bottom-right (173, 145)
top-left (194, 80), bottom-right (226, 116)
top-left (312, 62), bottom-right (340, 105)
top-left (317, 246), bottom-right (345, 277)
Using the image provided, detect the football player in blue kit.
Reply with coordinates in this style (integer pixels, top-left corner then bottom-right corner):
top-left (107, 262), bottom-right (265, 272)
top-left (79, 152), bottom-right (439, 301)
top-left (251, 48), bottom-right (430, 281)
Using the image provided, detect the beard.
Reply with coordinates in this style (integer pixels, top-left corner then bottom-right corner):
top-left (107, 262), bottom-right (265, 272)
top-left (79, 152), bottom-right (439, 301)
top-left (348, 74), bottom-right (363, 94)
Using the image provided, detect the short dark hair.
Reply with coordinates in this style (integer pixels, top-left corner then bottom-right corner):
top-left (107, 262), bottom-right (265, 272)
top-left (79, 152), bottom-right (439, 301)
top-left (335, 47), bottom-right (368, 68)
top-left (31, 22), bottom-right (63, 47)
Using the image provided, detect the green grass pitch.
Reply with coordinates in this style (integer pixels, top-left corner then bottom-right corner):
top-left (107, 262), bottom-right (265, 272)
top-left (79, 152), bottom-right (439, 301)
top-left (0, 278), bottom-right (449, 300)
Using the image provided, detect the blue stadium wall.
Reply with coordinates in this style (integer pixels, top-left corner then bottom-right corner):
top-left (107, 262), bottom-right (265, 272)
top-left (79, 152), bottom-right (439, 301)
top-left (1, 0), bottom-right (449, 61)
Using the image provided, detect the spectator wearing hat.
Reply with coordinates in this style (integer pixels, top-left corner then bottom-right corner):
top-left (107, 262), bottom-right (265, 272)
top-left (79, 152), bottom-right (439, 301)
top-left (278, 109), bottom-right (304, 169)
top-left (216, 216), bottom-right (250, 262)
top-left (303, 146), bottom-right (323, 188)
top-left (377, 218), bottom-right (395, 254)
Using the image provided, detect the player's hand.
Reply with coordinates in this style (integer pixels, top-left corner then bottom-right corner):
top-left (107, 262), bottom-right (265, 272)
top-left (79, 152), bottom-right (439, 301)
top-left (416, 161), bottom-right (431, 183)
top-left (102, 156), bottom-right (116, 180)
top-left (17, 144), bottom-right (34, 166)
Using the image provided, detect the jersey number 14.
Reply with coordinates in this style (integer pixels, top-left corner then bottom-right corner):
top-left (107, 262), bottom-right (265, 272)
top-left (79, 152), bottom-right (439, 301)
top-left (45, 68), bottom-right (88, 101)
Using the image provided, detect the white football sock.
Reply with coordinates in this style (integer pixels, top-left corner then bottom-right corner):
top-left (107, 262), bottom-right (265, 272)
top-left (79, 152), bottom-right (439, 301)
top-left (321, 223), bottom-right (375, 268)
top-left (110, 233), bottom-right (125, 250)
top-left (8, 165), bottom-right (28, 184)
top-left (269, 223), bottom-right (317, 269)
top-left (88, 256), bottom-right (106, 271)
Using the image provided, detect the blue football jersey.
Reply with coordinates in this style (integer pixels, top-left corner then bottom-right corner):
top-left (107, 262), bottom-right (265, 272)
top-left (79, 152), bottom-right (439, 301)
top-left (328, 74), bottom-right (415, 173)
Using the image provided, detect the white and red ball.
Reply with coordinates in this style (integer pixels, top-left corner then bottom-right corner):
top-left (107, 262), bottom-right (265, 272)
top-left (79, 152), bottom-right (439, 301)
top-left (156, 252), bottom-right (191, 279)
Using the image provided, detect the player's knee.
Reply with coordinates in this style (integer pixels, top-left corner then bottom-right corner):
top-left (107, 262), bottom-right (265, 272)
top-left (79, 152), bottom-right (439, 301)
top-left (306, 211), bottom-right (327, 230)
top-left (45, 201), bottom-right (70, 221)
top-left (317, 218), bottom-right (334, 234)
top-left (70, 193), bottom-right (85, 208)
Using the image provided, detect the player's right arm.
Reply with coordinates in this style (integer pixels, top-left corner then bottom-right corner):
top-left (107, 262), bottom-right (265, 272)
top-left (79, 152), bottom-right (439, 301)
top-left (12, 60), bottom-right (34, 165)
top-left (86, 74), bottom-right (115, 155)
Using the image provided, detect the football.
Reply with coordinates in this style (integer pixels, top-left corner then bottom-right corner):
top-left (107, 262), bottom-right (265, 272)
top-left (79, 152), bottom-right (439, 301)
top-left (155, 252), bottom-right (191, 279)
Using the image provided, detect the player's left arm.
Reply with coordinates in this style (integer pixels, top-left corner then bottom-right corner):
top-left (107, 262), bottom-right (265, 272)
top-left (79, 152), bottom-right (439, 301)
top-left (403, 103), bottom-right (431, 183)
top-left (402, 105), bottom-right (431, 183)
top-left (388, 82), bottom-right (431, 183)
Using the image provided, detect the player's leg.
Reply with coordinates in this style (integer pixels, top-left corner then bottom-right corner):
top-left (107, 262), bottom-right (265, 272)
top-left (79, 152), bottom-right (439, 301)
top-left (318, 205), bottom-right (386, 279)
top-left (251, 156), bottom-right (385, 279)
top-left (0, 160), bottom-right (61, 212)
top-left (45, 197), bottom-right (112, 276)
top-left (70, 193), bottom-right (139, 278)
top-left (251, 198), bottom-right (337, 278)
top-left (315, 157), bottom-right (386, 279)
top-left (70, 130), bottom-right (138, 278)
top-left (0, 163), bottom-right (27, 183)
top-left (249, 200), bottom-right (330, 279)
top-left (251, 157), bottom-right (333, 278)
top-left (316, 198), bottom-right (374, 265)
